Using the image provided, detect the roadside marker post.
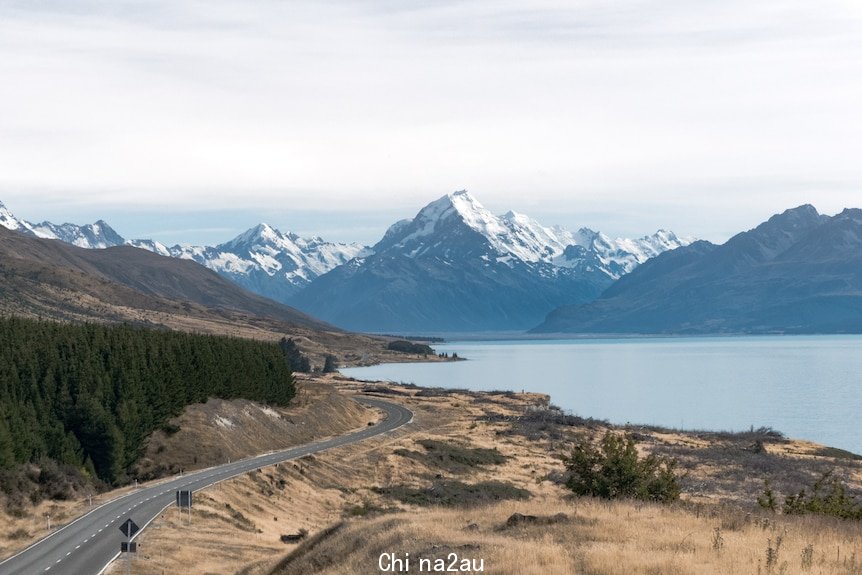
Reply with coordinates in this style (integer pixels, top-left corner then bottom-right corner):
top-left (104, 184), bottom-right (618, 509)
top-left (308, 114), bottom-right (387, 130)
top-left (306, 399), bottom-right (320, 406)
top-left (176, 490), bottom-right (193, 525)
top-left (119, 518), bottom-right (140, 575)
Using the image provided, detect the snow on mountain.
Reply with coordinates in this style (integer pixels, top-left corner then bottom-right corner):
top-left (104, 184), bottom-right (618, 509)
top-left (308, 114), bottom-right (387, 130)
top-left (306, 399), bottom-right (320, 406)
top-left (396, 191), bottom-right (570, 263)
top-left (191, 223), bottom-right (368, 283)
top-left (377, 219), bottom-right (412, 249)
top-left (0, 201), bottom-right (125, 248)
top-left (126, 239), bottom-right (172, 257)
top-left (28, 220), bottom-right (126, 249)
top-left (553, 227), bottom-right (691, 278)
top-left (0, 200), bottom-right (366, 300)
top-left (384, 190), bottom-right (690, 279)
top-left (0, 201), bottom-right (35, 235)
top-left (130, 222), bottom-right (369, 300)
top-left (216, 223), bottom-right (369, 281)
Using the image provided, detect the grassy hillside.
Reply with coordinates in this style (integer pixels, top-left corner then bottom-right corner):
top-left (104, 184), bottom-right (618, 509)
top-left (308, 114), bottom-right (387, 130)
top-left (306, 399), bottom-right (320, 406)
top-left (0, 226), bottom-right (328, 329)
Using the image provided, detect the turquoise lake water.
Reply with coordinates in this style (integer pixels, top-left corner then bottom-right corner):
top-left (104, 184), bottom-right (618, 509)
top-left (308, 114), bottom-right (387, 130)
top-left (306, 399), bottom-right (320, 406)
top-left (342, 336), bottom-right (862, 454)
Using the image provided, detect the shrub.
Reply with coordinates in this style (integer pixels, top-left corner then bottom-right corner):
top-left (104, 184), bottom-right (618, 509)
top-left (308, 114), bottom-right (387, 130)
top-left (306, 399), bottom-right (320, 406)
top-left (8, 527), bottom-right (30, 540)
top-left (394, 440), bottom-right (507, 473)
top-left (563, 432), bottom-right (680, 503)
top-left (757, 479), bottom-right (778, 512)
top-left (782, 472), bottom-right (862, 519)
top-left (160, 422), bottom-right (181, 436)
top-left (374, 479), bottom-right (530, 507)
top-left (387, 340), bottom-right (434, 355)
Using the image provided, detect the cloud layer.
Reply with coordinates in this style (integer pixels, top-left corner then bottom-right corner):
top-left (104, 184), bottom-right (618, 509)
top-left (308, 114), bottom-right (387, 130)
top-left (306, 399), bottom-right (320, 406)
top-left (1, 0), bottom-right (860, 242)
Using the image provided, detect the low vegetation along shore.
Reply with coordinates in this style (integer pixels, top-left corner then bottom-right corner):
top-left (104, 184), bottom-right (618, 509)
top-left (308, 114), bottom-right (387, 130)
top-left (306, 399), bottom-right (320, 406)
top-left (2, 373), bottom-right (862, 574)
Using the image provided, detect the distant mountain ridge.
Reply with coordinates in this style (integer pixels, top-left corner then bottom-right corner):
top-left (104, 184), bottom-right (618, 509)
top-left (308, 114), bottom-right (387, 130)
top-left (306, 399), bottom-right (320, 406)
top-left (289, 191), bottom-right (690, 331)
top-left (129, 224), bottom-right (369, 302)
top-left (0, 200), bottom-right (366, 299)
top-left (0, 195), bottom-right (691, 332)
top-left (533, 205), bottom-right (862, 334)
top-left (0, 201), bottom-right (125, 248)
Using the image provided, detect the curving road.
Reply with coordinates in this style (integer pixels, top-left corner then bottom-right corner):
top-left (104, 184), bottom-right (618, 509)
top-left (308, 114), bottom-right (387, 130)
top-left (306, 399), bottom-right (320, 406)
top-left (0, 397), bottom-right (412, 575)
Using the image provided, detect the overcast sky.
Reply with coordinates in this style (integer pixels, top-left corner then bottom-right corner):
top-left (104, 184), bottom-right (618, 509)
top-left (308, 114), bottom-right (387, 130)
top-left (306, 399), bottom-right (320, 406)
top-left (1, 0), bottom-right (861, 246)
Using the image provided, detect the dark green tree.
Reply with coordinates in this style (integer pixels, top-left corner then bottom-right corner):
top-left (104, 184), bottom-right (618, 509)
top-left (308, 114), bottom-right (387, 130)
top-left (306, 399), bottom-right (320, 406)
top-left (0, 416), bottom-right (15, 468)
top-left (279, 337), bottom-right (311, 372)
top-left (322, 354), bottom-right (338, 373)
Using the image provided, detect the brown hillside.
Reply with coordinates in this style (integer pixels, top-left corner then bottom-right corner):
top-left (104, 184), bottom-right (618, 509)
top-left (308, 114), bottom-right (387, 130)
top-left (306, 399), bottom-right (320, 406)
top-left (0, 227), bottom-right (417, 366)
top-left (0, 226), bottom-right (327, 328)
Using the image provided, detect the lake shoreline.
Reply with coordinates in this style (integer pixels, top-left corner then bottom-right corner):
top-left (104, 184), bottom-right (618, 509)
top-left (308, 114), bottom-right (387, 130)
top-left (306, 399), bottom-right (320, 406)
top-left (343, 335), bottom-right (862, 456)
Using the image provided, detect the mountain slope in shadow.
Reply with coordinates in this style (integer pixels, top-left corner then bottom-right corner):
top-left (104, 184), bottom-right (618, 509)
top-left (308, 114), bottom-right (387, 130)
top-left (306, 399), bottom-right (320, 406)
top-left (533, 205), bottom-right (862, 334)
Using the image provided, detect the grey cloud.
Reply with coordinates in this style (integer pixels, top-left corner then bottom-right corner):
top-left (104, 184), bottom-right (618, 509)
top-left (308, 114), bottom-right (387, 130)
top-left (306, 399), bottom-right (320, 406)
top-left (0, 0), bottom-right (860, 243)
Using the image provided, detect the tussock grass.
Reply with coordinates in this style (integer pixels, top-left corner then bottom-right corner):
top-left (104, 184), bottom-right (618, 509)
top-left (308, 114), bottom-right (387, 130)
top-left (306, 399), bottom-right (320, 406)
top-left (271, 498), bottom-right (862, 575)
top-left (374, 479), bottom-right (531, 507)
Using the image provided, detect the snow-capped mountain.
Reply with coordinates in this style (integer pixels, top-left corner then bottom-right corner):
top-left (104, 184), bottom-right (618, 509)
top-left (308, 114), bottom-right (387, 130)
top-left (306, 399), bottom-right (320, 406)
top-left (554, 227), bottom-right (690, 279)
top-left (289, 190), bottom-right (691, 332)
top-left (0, 200), bottom-right (126, 248)
top-left (0, 200), bottom-right (367, 299)
top-left (27, 220), bottom-right (126, 249)
top-left (370, 192), bottom-right (687, 277)
top-left (132, 224), bottom-right (369, 301)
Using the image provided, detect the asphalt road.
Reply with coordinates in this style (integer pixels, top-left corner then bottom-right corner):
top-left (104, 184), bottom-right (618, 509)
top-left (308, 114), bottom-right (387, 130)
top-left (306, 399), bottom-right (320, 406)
top-left (0, 397), bottom-right (412, 575)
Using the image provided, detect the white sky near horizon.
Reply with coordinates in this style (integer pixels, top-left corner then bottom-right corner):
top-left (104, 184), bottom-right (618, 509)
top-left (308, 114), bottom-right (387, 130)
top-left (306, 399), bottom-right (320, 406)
top-left (1, 0), bottom-right (861, 246)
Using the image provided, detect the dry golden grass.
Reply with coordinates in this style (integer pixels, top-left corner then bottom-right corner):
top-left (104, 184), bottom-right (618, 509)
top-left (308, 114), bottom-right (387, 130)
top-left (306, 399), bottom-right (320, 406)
top-left (1, 496), bottom-right (101, 558)
top-left (271, 497), bottom-right (862, 575)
